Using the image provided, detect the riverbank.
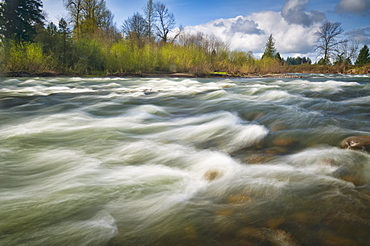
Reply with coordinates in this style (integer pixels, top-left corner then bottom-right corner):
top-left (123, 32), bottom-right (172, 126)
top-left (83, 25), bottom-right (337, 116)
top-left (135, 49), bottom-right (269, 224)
top-left (1, 64), bottom-right (369, 78)
top-left (0, 71), bottom-right (303, 78)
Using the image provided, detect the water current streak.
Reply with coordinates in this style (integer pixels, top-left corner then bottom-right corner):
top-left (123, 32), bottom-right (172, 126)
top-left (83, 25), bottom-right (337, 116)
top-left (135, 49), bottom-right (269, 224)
top-left (1, 75), bottom-right (370, 246)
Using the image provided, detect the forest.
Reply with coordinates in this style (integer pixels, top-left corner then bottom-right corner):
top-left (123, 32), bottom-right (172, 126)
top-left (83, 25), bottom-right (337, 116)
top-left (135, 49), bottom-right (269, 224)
top-left (0, 0), bottom-right (369, 77)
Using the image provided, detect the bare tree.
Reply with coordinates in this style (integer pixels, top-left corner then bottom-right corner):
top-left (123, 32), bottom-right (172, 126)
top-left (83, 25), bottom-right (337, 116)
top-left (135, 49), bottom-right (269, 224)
top-left (64, 0), bottom-right (83, 38)
top-left (179, 32), bottom-right (228, 55)
top-left (143, 0), bottom-right (154, 42)
top-left (153, 2), bottom-right (175, 43)
top-left (315, 22), bottom-right (345, 64)
top-left (122, 12), bottom-right (147, 46)
top-left (335, 39), bottom-right (359, 64)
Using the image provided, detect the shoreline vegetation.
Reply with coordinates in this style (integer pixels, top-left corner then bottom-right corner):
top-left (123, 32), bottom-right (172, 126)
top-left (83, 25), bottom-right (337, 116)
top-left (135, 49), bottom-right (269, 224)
top-left (1, 64), bottom-right (369, 78)
top-left (1, 1), bottom-right (370, 79)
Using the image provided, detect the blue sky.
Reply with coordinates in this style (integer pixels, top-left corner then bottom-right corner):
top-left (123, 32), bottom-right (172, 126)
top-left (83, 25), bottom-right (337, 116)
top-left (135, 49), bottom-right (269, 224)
top-left (44, 0), bottom-right (370, 60)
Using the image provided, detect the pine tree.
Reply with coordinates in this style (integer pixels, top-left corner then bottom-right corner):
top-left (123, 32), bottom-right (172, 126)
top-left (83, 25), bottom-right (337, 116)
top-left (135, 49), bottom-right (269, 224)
top-left (262, 34), bottom-right (277, 59)
top-left (0, 0), bottom-right (44, 42)
top-left (355, 45), bottom-right (370, 65)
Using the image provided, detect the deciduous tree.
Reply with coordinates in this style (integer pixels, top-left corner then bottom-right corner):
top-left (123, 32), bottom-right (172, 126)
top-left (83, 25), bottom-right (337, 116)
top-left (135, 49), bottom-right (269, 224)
top-left (154, 2), bottom-right (175, 43)
top-left (122, 12), bottom-right (147, 46)
top-left (334, 39), bottom-right (359, 65)
top-left (64, 0), bottom-right (114, 39)
top-left (315, 22), bottom-right (345, 65)
top-left (143, 0), bottom-right (155, 42)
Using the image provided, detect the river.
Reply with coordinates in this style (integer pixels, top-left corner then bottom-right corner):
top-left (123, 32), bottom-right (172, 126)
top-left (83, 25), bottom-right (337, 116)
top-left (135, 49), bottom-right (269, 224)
top-left (1, 75), bottom-right (370, 245)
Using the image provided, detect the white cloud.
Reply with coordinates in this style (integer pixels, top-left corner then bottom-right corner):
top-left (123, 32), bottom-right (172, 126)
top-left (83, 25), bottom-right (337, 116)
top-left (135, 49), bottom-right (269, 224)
top-left (182, 10), bottom-right (324, 56)
top-left (336, 0), bottom-right (370, 16)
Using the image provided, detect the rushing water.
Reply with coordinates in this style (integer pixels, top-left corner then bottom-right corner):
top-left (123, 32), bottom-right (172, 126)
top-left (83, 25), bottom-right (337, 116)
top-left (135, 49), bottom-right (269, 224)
top-left (1, 75), bottom-right (370, 246)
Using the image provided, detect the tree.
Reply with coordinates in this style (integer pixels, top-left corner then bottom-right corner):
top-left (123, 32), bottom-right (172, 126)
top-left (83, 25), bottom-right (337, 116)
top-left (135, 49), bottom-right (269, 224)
top-left (315, 22), bottom-right (345, 65)
top-left (154, 2), bottom-right (175, 43)
top-left (143, 0), bottom-right (155, 42)
top-left (58, 18), bottom-right (74, 68)
top-left (179, 32), bottom-right (227, 55)
top-left (64, 0), bottom-right (84, 38)
top-left (334, 39), bottom-right (359, 65)
top-left (64, 0), bottom-right (114, 38)
top-left (122, 12), bottom-right (147, 46)
top-left (286, 56), bottom-right (312, 65)
top-left (355, 45), bottom-right (370, 65)
top-left (0, 0), bottom-right (44, 42)
top-left (262, 34), bottom-right (277, 59)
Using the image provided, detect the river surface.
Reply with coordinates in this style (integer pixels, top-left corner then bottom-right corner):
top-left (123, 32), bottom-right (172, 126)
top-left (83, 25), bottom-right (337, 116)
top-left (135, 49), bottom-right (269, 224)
top-left (1, 75), bottom-right (370, 246)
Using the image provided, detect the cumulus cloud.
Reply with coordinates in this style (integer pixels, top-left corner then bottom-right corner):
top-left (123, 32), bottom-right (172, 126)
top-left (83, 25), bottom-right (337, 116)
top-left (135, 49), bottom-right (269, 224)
top-left (336, 0), bottom-right (370, 15)
top-left (182, 10), bottom-right (323, 56)
top-left (281, 0), bottom-right (325, 26)
top-left (229, 17), bottom-right (264, 35)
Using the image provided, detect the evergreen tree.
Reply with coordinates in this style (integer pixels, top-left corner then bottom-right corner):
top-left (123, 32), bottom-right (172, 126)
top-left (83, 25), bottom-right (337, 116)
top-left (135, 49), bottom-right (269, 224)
top-left (286, 56), bottom-right (312, 65)
top-left (262, 34), bottom-right (277, 59)
top-left (355, 45), bottom-right (370, 65)
top-left (0, 0), bottom-right (44, 42)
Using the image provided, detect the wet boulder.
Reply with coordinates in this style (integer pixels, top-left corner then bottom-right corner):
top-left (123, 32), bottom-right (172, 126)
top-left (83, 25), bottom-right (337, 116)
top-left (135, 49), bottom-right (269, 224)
top-left (340, 136), bottom-right (370, 152)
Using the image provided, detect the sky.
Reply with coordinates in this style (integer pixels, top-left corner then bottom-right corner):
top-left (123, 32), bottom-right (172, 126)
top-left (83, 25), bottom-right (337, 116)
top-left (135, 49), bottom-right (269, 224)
top-left (43, 0), bottom-right (370, 60)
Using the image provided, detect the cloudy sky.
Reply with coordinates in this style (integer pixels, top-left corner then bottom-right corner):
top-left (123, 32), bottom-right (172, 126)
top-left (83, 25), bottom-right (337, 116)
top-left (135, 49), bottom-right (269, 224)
top-left (44, 0), bottom-right (370, 59)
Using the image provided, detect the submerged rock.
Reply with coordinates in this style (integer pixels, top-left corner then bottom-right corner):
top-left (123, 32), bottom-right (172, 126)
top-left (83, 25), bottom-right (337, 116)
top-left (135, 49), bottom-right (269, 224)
top-left (237, 227), bottom-right (300, 246)
top-left (204, 170), bottom-right (222, 181)
top-left (227, 195), bottom-right (253, 204)
top-left (273, 138), bottom-right (297, 147)
top-left (340, 136), bottom-right (370, 152)
top-left (333, 166), bottom-right (366, 186)
top-left (245, 154), bottom-right (275, 164)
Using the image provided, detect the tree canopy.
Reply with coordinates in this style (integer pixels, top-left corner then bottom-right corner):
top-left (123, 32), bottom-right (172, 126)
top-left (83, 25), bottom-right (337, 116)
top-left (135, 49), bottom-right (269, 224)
top-left (0, 0), bottom-right (44, 42)
top-left (262, 34), bottom-right (277, 59)
top-left (355, 45), bottom-right (370, 65)
top-left (1, 0), bottom-right (369, 77)
top-left (64, 0), bottom-right (114, 39)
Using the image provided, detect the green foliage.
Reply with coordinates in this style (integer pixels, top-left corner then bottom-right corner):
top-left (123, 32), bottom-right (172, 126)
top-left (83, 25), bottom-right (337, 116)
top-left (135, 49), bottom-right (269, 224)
top-left (4, 41), bottom-right (55, 73)
top-left (286, 56), bottom-right (312, 65)
top-left (255, 57), bottom-right (281, 73)
top-left (317, 58), bottom-right (331, 65)
top-left (0, 0), bottom-right (44, 42)
top-left (73, 39), bottom-right (106, 74)
top-left (262, 34), bottom-right (277, 60)
top-left (65, 0), bottom-right (115, 39)
top-left (1, 0), bottom-right (294, 76)
top-left (355, 45), bottom-right (370, 65)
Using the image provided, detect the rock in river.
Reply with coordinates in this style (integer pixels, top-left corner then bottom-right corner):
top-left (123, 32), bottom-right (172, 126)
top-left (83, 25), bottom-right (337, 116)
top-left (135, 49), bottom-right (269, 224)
top-left (340, 136), bottom-right (370, 152)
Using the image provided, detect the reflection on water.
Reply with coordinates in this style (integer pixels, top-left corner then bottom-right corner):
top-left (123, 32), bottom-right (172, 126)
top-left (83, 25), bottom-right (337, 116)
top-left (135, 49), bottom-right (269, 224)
top-left (1, 75), bottom-right (370, 246)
